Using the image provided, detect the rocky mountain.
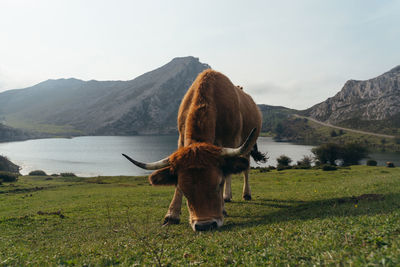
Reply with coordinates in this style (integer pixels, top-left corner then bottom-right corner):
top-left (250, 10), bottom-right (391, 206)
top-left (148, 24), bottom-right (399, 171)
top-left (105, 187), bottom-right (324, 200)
top-left (0, 57), bottom-right (210, 136)
top-left (305, 65), bottom-right (400, 132)
top-left (3, 56), bottom-right (398, 141)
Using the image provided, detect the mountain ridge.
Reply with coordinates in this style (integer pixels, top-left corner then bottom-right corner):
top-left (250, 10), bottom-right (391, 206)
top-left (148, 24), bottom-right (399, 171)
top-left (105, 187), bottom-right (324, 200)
top-left (1, 59), bottom-right (400, 140)
top-left (0, 56), bottom-right (210, 136)
top-left (304, 65), bottom-right (400, 133)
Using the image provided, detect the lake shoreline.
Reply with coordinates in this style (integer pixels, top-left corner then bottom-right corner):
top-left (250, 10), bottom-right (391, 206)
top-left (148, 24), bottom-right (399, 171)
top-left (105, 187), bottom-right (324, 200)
top-left (1, 135), bottom-right (399, 177)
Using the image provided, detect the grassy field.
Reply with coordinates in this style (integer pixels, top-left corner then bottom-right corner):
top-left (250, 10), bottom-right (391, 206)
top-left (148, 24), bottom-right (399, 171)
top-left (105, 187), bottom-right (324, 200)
top-left (1, 166), bottom-right (400, 266)
top-left (5, 116), bottom-right (83, 136)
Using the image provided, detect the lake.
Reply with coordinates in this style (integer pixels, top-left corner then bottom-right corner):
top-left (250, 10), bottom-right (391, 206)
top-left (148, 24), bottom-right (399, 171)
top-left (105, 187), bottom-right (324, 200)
top-left (0, 136), bottom-right (399, 177)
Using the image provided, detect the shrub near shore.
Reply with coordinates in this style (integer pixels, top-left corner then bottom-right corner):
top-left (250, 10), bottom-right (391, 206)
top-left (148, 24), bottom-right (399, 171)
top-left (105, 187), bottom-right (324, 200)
top-left (0, 155), bottom-right (20, 174)
top-left (0, 166), bottom-right (399, 266)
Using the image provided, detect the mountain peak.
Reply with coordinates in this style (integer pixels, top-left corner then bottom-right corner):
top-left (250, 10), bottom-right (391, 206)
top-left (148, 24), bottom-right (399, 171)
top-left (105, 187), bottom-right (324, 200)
top-left (0, 56), bottom-right (211, 136)
top-left (36, 78), bottom-right (84, 88)
top-left (388, 65), bottom-right (400, 74)
top-left (171, 56), bottom-right (199, 62)
top-left (168, 56), bottom-right (211, 69)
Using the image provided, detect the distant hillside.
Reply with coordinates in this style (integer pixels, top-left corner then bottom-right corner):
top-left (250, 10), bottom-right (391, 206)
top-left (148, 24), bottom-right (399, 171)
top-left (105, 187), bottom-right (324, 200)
top-left (0, 57), bottom-right (210, 136)
top-left (304, 65), bottom-right (400, 135)
top-left (3, 57), bottom-right (398, 143)
top-left (257, 104), bottom-right (298, 134)
top-left (0, 123), bottom-right (37, 142)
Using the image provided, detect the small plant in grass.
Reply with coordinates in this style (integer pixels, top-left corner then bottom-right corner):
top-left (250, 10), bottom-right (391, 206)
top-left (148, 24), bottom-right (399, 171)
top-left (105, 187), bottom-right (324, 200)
top-left (366, 159), bottom-right (378, 166)
top-left (296, 155), bottom-right (313, 169)
top-left (0, 171), bottom-right (19, 182)
top-left (29, 170), bottom-right (47, 176)
top-left (321, 164), bottom-right (337, 171)
top-left (386, 162), bottom-right (395, 168)
top-left (60, 172), bottom-right (76, 177)
top-left (254, 167), bottom-right (270, 173)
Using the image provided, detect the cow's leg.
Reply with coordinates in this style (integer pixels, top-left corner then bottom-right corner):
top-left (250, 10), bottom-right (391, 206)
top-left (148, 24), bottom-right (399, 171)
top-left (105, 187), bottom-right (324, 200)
top-left (223, 175), bottom-right (232, 202)
top-left (242, 167), bottom-right (252, 200)
top-left (163, 187), bottom-right (183, 225)
top-left (163, 135), bottom-right (185, 225)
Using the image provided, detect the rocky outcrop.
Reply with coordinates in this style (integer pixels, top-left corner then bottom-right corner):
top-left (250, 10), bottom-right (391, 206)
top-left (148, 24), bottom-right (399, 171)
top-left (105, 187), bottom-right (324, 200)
top-left (95, 57), bottom-right (210, 135)
top-left (306, 65), bottom-right (400, 124)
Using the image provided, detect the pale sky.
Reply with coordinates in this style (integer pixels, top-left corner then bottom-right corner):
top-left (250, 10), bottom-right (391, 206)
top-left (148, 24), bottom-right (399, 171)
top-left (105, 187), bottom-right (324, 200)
top-left (1, 0), bottom-right (399, 109)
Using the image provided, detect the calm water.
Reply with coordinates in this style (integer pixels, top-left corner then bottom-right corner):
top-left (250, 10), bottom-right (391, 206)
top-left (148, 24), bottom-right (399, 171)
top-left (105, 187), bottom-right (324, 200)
top-left (0, 136), bottom-right (399, 177)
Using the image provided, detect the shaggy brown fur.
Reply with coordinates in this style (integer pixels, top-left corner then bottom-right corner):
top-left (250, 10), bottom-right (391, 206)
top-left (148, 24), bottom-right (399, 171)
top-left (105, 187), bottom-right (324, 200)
top-left (178, 69), bottom-right (261, 149)
top-left (148, 69), bottom-right (263, 229)
top-left (169, 143), bottom-right (222, 172)
top-left (250, 143), bottom-right (268, 163)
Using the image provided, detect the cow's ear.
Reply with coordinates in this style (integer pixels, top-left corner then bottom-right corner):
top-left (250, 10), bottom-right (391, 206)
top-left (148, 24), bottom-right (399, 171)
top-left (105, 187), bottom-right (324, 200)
top-left (222, 157), bottom-right (249, 175)
top-left (149, 167), bottom-right (177, 186)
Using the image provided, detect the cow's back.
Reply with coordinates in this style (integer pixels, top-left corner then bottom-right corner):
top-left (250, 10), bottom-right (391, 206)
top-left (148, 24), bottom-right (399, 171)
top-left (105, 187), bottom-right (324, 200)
top-left (178, 70), bottom-right (261, 150)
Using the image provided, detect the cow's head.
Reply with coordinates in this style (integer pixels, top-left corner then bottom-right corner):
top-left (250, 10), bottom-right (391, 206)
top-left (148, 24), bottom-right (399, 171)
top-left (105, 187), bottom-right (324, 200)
top-left (123, 129), bottom-right (257, 231)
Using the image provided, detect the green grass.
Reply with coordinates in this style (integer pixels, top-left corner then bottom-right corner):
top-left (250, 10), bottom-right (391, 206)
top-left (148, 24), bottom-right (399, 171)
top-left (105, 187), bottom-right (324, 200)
top-left (1, 166), bottom-right (400, 266)
top-left (5, 116), bottom-right (83, 136)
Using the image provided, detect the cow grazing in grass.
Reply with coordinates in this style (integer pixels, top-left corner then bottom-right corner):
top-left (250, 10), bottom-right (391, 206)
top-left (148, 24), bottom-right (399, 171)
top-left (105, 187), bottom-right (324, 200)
top-left (123, 69), bottom-right (266, 231)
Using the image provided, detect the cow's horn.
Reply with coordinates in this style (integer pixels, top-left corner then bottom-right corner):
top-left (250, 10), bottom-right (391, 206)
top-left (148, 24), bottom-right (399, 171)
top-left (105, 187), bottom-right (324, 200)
top-left (122, 153), bottom-right (170, 170)
top-left (220, 128), bottom-right (258, 157)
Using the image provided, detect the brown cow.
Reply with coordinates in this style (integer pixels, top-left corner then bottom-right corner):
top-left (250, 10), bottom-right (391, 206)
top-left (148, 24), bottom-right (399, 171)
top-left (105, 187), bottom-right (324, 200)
top-left (123, 69), bottom-right (265, 231)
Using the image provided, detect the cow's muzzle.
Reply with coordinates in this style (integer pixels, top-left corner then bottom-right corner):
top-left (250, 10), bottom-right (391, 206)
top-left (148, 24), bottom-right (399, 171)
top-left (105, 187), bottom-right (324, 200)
top-left (191, 218), bottom-right (223, 232)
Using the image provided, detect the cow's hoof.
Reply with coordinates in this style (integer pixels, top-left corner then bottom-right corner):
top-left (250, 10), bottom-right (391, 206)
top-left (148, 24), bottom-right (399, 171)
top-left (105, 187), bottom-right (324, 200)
top-left (243, 194), bottom-right (252, 201)
top-left (223, 210), bottom-right (228, 217)
top-left (162, 216), bottom-right (180, 226)
top-left (224, 198), bottom-right (232, 203)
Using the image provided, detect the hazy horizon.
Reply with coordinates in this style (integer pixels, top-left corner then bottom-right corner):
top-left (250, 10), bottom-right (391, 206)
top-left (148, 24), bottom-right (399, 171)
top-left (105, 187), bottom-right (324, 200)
top-left (1, 0), bottom-right (399, 109)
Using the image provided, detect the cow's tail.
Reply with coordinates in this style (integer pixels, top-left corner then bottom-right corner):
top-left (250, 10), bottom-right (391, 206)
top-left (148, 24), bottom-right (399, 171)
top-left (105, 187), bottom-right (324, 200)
top-left (250, 143), bottom-right (268, 163)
